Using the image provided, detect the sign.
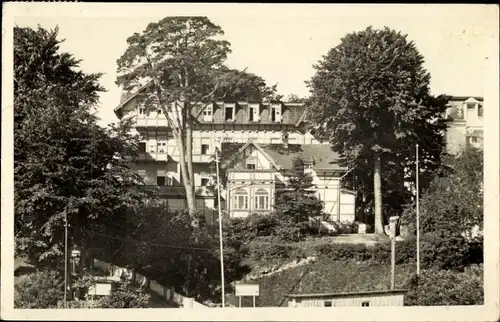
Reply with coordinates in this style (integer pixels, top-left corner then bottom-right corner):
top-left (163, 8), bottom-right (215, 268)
top-left (235, 284), bottom-right (259, 297)
top-left (88, 282), bottom-right (112, 296)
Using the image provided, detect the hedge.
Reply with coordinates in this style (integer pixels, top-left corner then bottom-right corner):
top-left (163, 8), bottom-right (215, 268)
top-left (404, 264), bottom-right (483, 306)
top-left (314, 235), bottom-right (483, 271)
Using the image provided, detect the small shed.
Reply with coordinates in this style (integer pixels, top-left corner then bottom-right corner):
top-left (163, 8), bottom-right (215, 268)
top-left (285, 289), bottom-right (407, 307)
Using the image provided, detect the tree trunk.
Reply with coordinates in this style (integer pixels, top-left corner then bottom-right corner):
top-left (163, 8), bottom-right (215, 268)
top-left (185, 112), bottom-right (197, 219)
top-left (177, 131), bottom-right (198, 228)
top-left (373, 155), bottom-right (384, 234)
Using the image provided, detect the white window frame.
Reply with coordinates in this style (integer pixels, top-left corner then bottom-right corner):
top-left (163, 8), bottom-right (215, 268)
top-left (138, 107), bottom-right (146, 119)
top-left (254, 188), bottom-right (270, 210)
top-left (203, 104), bottom-right (213, 122)
top-left (224, 103), bottom-right (235, 121)
top-left (233, 188), bottom-right (249, 210)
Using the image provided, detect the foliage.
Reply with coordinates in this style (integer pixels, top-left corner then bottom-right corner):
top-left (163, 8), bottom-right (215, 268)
top-left (313, 234), bottom-right (482, 271)
top-left (307, 26), bottom-right (449, 232)
top-left (232, 260), bottom-right (414, 307)
top-left (116, 17), bottom-right (280, 219)
top-left (14, 270), bottom-right (64, 308)
top-left (95, 286), bottom-right (151, 308)
top-left (404, 264), bottom-right (483, 306)
top-left (14, 26), bottom-right (155, 267)
top-left (401, 147), bottom-right (483, 238)
top-left (274, 158), bottom-right (324, 226)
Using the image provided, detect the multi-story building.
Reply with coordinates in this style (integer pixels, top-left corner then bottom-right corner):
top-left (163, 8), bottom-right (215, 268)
top-left (444, 96), bottom-right (484, 154)
top-left (114, 89), bottom-right (356, 224)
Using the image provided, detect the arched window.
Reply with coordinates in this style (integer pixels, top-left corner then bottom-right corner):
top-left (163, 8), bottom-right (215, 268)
top-left (254, 188), bottom-right (270, 210)
top-left (233, 188), bottom-right (249, 210)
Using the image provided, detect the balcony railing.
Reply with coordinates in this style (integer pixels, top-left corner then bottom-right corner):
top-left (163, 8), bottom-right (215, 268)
top-left (228, 171), bottom-right (275, 181)
top-left (150, 185), bottom-right (215, 197)
top-left (136, 118), bottom-right (169, 128)
top-left (135, 152), bottom-right (169, 162)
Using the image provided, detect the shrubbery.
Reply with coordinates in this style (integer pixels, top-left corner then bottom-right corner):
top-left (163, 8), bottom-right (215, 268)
top-left (314, 234), bottom-right (483, 270)
top-left (404, 264), bottom-right (483, 306)
top-left (15, 270), bottom-right (64, 308)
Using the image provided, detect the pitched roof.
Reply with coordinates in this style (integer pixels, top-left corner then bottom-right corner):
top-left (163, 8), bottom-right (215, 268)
top-left (221, 141), bottom-right (345, 171)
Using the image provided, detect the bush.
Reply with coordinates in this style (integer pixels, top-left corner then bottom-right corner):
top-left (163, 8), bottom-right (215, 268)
top-left (404, 264), bottom-right (483, 306)
top-left (248, 243), bottom-right (302, 263)
top-left (15, 270), bottom-right (64, 308)
top-left (96, 286), bottom-right (150, 308)
top-left (315, 243), bottom-right (372, 261)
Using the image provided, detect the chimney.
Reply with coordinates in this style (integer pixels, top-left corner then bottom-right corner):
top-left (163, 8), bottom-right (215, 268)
top-left (282, 132), bottom-right (289, 149)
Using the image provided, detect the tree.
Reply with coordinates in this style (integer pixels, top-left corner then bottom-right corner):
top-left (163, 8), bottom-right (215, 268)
top-left (15, 270), bottom-right (64, 308)
top-left (116, 17), bottom-right (279, 225)
top-left (307, 26), bottom-right (448, 234)
top-left (401, 147), bottom-right (483, 238)
top-left (14, 26), bottom-right (155, 267)
top-left (274, 158), bottom-right (324, 224)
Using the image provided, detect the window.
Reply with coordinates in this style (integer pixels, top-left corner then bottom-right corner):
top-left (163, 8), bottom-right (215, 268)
top-left (271, 104), bottom-right (281, 122)
top-left (201, 144), bottom-right (210, 155)
top-left (157, 140), bottom-right (167, 153)
top-left (149, 142), bottom-right (156, 153)
top-left (138, 142), bottom-right (146, 153)
top-left (361, 301), bottom-right (370, 307)
top-left (225, 104), bottom-right (234, 121)
top-left (139, 108), bottom-right (145, 118)
top-left (254, 188), bottom-right (270, 210)
top-left (478, 105), bottom-right (483, 117)
top-left (157, 108), bottom-right (162, 115)
top-left (203, 104), bottom-right (213, 121)
top-left (157, 176), bottom-right (166, 186)
top-left (249, 106), bottom-right (255, 122)
top-left (324, 301), bottom-right (332, 307)
top-left (233, 188), bottom-right (249, 210)
top-left (201, 178), bottom-right (210, 186)
top-left (246, 157), bottom-right (256, 170)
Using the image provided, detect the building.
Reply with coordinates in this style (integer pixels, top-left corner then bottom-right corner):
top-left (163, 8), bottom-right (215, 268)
top-left (114, 88), bottom-right (355, 223)
top-left (220, 140), bottom-right (355, 221)
top-left (285, 290), bottom-right (407, 307)
top-left (444, 96), bottom-right (484, 154)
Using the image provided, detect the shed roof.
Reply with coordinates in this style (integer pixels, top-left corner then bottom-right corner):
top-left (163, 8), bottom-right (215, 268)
top-left (285, 289), bottom-right (407, 299)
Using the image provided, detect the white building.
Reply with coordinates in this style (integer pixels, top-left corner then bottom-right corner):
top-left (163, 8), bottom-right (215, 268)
top-left (444, 96), bottom-right (484, 154)
top-left (114, 88), bottom-right (356, 224)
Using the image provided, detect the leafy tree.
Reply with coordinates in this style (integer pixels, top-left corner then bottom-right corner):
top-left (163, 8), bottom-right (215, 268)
top-left (116, 17), bottom-right (279, 225)
top-left (307, 26), bottom-right (449, 233)
top-left (401, 147), bottom-right (483, 238)
top-left (274, 157), bottom-right (324, 224)
top-left (14, 26), bottom-right (155, 267)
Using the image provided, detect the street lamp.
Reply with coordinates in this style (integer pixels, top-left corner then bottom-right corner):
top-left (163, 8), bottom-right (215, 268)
top-left (215, 140), bottom-right (225, 308)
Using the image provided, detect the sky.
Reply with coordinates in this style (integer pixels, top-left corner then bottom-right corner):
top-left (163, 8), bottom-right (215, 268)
top-left (13, 3), bottom-right (498, 127)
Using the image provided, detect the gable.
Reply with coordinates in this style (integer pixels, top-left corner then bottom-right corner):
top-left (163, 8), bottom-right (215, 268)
top-left (222, 141), bottom-right (281, 171)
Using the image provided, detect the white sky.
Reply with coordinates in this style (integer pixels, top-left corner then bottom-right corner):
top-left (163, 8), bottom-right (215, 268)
top-left (12, 3), bottom-right (498, 127)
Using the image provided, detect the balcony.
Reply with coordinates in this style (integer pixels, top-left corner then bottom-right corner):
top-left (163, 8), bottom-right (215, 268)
top-left (228, 171), bottom-right (275, 182)
top-left (135, 152), bottom-right (169, 162)
top-left (191, 154), bottom-right (212, 163)
top-left (151, 185), bottom-right (215, 197)
top-left (136, 118), bottom-right (169, 128)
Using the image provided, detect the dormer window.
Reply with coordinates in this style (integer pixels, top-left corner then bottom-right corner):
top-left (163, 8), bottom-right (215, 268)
top-left (203, 103), bottom-right (213, 122)
top-left (478, 104), bottom-right (483, 117)
top-left (271, 103), bottom-right (282, 122)
top-left (225, 103), bottom-right (235, 121)
top-left (248, 103), bottom-right (259, 122)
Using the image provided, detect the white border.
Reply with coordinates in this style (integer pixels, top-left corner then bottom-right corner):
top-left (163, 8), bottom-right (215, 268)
top-left (2, 3), bottom-right (499, 321)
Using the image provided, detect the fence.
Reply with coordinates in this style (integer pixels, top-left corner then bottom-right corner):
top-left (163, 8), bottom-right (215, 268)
top-left (92, 259), bottom-right (208, 308)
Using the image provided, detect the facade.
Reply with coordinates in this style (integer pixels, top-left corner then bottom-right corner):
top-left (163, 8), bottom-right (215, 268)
top-left (285, 290), bottom-right (407, 307)
top-left (221, 141), bottom-right (356, 221)
top-left (114, 88), bottom-right (354, 223)
top-left (444, 96), bottom-right (484, 154)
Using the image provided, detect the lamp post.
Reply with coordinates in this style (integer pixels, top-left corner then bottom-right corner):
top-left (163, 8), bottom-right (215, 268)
top-left (215, 144), bottom-right (225, 308)
top-left (416, 144), bottom-right (420, 275)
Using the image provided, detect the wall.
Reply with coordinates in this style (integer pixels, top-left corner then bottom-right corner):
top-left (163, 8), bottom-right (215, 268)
top-left (445, 122), bottom-right (467, 155)
top-left (288, 294), bottom-right (405, 307)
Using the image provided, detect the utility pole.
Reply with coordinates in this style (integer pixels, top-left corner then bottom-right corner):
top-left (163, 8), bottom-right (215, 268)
top-left (63, 207), bottom-right (68, 308)
top-left (389, 216), bottom-right (399, 290)
top-left (215, 146), bottom-right (225, 307)
top-left (416, 144), bottom-right (420, 275)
